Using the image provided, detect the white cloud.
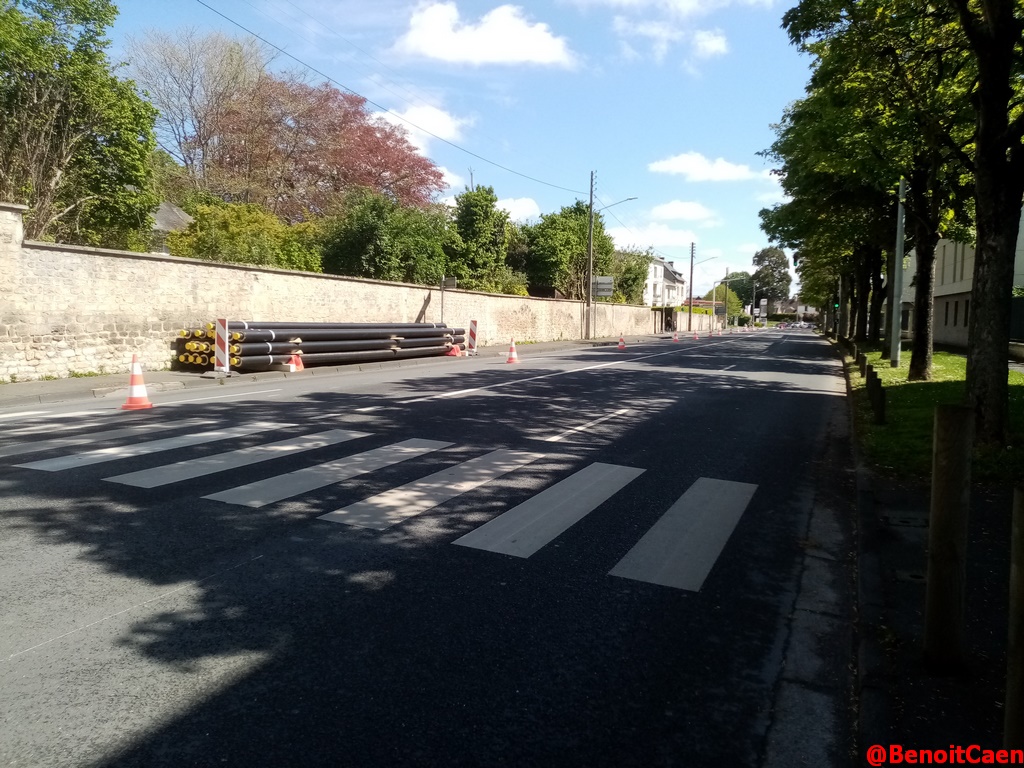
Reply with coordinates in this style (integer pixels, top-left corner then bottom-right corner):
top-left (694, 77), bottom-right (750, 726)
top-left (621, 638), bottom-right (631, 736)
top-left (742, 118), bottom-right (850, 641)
top-left (691, 29), bottom-right (728, 58)
top-left (440, 167), bottom-right (466, 190)
top-left (648, 151), bottom-right (768, 181)
top-left (379, 104), bottom-right (472, 155)
top-left (497, 197), bottom-right (541, 221)
top-left (737, 243), bottom-right (763, 256)
top-left (393, 2), bottom-right (577, 67)
top-left (650, 200), bottom-right (716, 221)
top-left (607, 222), bottom-right (698, 249)
top-left (568, 0), bottom-right (768, 16)
top-left (613, 16), bottom-right (684, 60)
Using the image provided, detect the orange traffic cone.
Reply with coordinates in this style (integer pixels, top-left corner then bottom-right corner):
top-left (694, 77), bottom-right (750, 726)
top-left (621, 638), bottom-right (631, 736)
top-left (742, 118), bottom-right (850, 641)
top-left (618, 334), bottom-right (626, 351)
top-left (693, 331), bottom-right (699, 340)
top-left (121, 355), bottom-right (153, 410)
top-left (506, 338), bottom-right (519, 364)
top-left (289, 354), bottom-right (304, 371)
top-left (672, 331), bottom-right (679, 343)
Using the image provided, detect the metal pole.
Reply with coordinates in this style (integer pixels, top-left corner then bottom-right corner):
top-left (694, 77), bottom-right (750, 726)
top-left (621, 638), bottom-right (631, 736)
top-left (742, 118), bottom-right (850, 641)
top-left (586, 171), bottom-right (595, 340)
top-left (440, 275), bottom-right (445, 326)
top-left (687, 242), bottom-right (695, 332)
top-left (890, 177), bottom-right (907, 366)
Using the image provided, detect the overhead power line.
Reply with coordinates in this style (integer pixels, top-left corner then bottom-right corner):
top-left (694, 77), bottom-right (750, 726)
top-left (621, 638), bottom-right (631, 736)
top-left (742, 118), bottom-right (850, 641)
top-left (192, 0), bottom-right (587, 196)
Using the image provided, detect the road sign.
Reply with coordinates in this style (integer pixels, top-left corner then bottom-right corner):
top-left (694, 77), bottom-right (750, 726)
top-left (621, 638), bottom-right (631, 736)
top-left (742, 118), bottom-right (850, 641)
top-left (753, 308), bottom-right (761, 317)
top-left (714, 306), bottom-right (726, 315)
top-left (593, 276), bottom-right (614, 298)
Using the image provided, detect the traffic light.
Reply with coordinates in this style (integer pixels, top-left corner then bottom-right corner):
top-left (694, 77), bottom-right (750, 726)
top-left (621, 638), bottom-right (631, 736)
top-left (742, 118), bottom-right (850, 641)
top-left (833, 301), bottom-right (840, 309)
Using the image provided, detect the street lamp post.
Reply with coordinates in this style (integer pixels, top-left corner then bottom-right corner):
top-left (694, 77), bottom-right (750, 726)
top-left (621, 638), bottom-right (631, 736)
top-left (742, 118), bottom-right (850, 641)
top-left (686, 246), bottom-right (717, 332)
top-left (586, 179), bottom-right (636, 339)
top-left (712, 275), bottom-right (741, 330)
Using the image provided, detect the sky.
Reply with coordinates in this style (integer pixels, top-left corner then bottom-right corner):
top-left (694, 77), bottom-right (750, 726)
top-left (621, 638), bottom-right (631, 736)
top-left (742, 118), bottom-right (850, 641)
top-left (107, 0), bottom-right (813, 298)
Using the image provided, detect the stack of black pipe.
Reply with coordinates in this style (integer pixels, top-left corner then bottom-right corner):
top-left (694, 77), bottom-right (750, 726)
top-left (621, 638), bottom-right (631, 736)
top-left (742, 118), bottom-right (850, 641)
top-left (174, 322), bottom-right (465, 371)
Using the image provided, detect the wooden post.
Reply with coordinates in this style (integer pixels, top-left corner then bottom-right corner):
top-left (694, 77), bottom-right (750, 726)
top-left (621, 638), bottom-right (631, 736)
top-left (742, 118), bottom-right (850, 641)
top-left (859, 354), bottom-right (867, 377)
top-left (1006, 487), bottom-right (1024, 748)
top-left (923, 405), bottom-right (974, 671)
top-left (874, 387), bottom-right (886, 425)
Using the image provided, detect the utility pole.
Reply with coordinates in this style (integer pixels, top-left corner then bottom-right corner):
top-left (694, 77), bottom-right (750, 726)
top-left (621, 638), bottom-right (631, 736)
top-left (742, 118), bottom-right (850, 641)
top-left (687, 242), bottom-right (695, 332)
top-left (469, 168), bottom-right (475, 191)
top-left (586, 171), bottom-right (595, 340)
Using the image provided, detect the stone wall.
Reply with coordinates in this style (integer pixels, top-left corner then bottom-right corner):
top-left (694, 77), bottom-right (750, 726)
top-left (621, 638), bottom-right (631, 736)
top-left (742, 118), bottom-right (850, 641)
top-left (0, 203), bottom-right (661, 382)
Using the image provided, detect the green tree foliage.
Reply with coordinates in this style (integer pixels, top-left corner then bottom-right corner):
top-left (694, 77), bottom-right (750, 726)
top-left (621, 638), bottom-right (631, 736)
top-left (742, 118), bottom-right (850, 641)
top-left (752, 247), bottom-right (792, 303)
top-left (703, 285), bottom-right (744, 316)
top-left (449, 186), bottom-right (509, 285)
top-left (608, 247), bottom-right (653, 304)
top-left (320, 190), bottom-right (457, 285)
top-left (723, 271), bottom-right (753, 310)
top-left (168, 203), bottom-right (321, 272)
top-left (526, 200), bottom-right (614, 300)
top-left (0, 0), bottom-right (159, 247)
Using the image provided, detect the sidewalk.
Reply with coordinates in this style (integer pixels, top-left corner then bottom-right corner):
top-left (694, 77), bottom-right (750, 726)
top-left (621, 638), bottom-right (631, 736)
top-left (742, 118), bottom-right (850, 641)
top-left (855, 445), bottom-right (1013, 761)
top-left (0, 334), bottom-right (657, 409)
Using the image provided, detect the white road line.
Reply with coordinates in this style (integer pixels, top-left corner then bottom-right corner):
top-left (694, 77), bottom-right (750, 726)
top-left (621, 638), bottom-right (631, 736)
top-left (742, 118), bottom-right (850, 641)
top-left (0, 410), bottom-right (47, 421)
top-left (723, 365), bottom-right (736, 371)
top-left (15, 421), bottom-right (289, 472)
top-left (609, 477), bottom-right (758, 592)
top-left (453, 462), bottom-right (645, 558)
top-left (396, 341), bottom-right (738, 404)
top-left (319, 448), bottom-right (545, 530)
top-left (0, 419), bottom-right (215, 460)
top-left (158, 388), bottom-right (282, 404)
top-left (105, 429), bottom-right (369, 488)
top-left (544, 408), bottom-right (631, 442)
top-left (204, 438), bottom-right (446, 508)
top-left (354, 406), bottom-right (378, 412)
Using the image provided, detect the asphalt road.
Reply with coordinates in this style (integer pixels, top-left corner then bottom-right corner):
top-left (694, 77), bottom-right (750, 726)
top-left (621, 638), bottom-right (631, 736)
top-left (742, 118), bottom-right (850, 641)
top-left (0, 330), bottom-right (855, 767)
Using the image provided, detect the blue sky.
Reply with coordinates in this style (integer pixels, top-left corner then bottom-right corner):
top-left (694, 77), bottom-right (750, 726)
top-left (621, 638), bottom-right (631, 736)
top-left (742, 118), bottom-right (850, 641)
top-left (108, 0), bottom-right (811, 297)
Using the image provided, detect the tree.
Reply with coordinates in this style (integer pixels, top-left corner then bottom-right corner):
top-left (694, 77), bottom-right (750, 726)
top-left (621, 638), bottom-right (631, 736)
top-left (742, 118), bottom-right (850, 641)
top-left (948, 0), bottom-right (1024, 444)
top-left (752, 247), bottom-right (792, 304)
top-left (703, 285), bottom-right (744, 317)
top-left (449, 185), bottom-right (527, 292)
top-left (609, 247), bottom-right (653, 305)
top-left (125, 28), bottom-right (268, 187)
top-left (321, 189), bottom-right (457, 284)
top-left (525, 200), bottom-right (614, 300)
top-left (126, 30), bottom-right (445, 221)
top-left (167, 203), bottom-right (321, 272)
top-left (0, 0), bottom-right (159, 245)
top-left (723, 271), bottom-right (753, 312)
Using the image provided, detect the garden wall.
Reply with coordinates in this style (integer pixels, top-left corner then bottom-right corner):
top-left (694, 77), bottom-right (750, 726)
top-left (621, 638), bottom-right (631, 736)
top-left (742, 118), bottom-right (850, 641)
top-left (0, 203), bottom-right (667, 382)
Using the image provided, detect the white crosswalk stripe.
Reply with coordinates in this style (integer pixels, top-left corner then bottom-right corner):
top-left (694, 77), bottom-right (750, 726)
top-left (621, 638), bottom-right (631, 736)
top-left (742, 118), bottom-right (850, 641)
top-left (608, 477), bottom-right (758, 592)
top-left (319, 449), bottom-right (545, 530)
top-left (453, 462), bottom-right (645, 557)
top-left (14, 421), bottom-right (288, 472)
top-left (0, 419), bottom-right (215, 460)
top-left (105, 429), bottom-right (370, 488)
top-left (5, 415), bottom-right (759, 593)
top-left (204, 438), bottom-right (451, 508)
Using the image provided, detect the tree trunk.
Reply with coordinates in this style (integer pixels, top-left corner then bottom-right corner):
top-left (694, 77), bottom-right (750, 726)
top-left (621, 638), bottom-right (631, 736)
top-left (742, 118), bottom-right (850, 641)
top-left (855, 246), bottom-right (871, 342)
top-left (909, 222), bottom-right (938, 381)
top-left (958, 4), bottom-right (1024, 445)
top-left (869, 246), bottom-right (886, 345)
top-left (840, 272), bottom-right (854, 339)
top-left (908, 164), bottom-right (940, 381)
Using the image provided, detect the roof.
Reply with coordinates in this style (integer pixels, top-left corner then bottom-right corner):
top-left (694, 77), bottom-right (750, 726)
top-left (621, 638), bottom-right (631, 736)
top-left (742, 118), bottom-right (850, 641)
top-left (152, 202), bottom-right (193, 233)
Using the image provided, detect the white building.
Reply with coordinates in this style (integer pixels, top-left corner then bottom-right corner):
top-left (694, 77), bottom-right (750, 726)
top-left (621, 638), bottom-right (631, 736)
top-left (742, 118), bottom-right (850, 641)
top-left (644, 257), bottom-right (686, 307)
top-left (896, 223), bottom-right (1024, 347)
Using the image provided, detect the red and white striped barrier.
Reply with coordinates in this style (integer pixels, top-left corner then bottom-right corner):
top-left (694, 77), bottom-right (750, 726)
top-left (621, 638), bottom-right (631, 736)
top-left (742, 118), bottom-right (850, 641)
top-left (214, 318), bottom-right (230, 373)
top-left (467, 319), bottom-right (478, 356)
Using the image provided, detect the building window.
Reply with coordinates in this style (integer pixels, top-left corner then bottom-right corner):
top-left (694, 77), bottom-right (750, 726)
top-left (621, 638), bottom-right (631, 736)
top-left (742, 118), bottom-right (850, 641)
top-left (960, 245), bottom-right (966, 281)
top-left (940, 244), bottom-right (946, 285)
top-left (964, 299), bottom-right (969, 327)
top-left (945, 301), bottom-right (949, 326)
top-left (953, 301), bottom-right (959, 326)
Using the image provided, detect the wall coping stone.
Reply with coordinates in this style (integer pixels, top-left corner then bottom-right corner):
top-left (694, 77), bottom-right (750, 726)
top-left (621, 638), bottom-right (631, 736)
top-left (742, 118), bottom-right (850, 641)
top-left (0, 202), bottom-right (29, 213)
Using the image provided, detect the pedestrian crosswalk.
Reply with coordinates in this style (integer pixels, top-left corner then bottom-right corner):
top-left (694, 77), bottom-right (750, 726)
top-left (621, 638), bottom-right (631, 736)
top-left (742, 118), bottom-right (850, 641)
top-left (0, 415), bottom-right (760, 593)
